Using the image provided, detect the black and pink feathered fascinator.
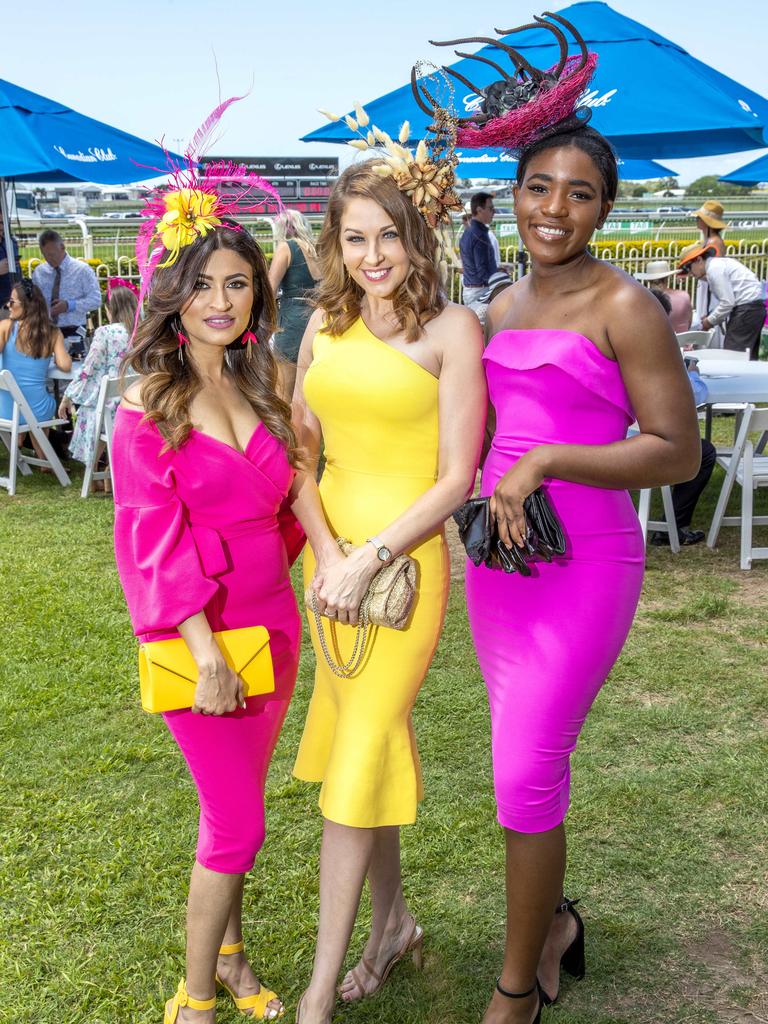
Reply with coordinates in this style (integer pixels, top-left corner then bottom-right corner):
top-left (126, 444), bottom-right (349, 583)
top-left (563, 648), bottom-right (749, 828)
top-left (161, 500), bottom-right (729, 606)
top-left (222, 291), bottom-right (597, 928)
top-left (413, 10), bottom-right (597, 150)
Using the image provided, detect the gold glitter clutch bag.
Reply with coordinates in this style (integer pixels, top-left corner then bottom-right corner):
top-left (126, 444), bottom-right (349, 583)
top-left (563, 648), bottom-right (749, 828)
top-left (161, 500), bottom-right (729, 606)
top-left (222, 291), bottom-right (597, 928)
top-left (304, 538), bottom-right (417, 678)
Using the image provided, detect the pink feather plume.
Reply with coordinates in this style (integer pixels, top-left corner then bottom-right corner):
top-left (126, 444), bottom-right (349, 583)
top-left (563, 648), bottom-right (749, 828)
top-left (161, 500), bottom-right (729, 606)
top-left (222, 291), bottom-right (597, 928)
top-left (186, 94), bottom-right (247, 162)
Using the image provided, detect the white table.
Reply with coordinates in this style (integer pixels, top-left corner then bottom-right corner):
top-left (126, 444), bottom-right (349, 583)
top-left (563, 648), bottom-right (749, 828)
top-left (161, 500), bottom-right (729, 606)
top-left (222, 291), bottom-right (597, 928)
top-left (697, 360), bottom-right (768, 404)
top-left (695, 359), bottom-right (768, 440)
top-left (47, 361), bottom-right (82, 402)
top-left (47, 361), bottom-right (82, 383)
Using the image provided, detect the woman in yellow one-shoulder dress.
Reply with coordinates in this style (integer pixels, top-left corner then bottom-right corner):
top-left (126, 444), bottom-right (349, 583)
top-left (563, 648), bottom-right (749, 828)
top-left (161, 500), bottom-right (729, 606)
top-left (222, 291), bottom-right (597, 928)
top-left (292, 162), bottom-right (486, 1024)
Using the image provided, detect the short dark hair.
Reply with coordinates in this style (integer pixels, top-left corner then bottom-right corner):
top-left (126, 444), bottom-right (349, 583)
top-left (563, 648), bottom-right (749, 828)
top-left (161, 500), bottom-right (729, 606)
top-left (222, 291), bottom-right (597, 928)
top-left (471, 192), bottom-right (494, 216)
top-left (649, 287), bottom-right (672, 316)
top-left (516, 125), bottom-right (619, 203)
top-left (38, 229), bottom-right (64, 249)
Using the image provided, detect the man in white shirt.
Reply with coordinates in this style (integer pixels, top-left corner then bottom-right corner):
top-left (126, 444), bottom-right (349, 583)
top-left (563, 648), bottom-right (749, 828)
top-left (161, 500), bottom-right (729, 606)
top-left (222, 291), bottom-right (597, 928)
top-left (32, 229), bottom-right (102, 345)
top-left (678, 243), bottom-right (766, 359)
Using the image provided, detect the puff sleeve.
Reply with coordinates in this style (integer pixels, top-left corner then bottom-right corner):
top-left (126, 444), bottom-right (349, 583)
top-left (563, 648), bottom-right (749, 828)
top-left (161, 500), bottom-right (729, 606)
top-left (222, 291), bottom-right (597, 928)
top-left (112, 410), bottom-right (218, 637)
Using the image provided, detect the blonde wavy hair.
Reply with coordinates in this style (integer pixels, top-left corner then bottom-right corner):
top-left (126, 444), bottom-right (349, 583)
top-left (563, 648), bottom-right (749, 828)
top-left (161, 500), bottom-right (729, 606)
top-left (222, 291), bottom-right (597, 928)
top-left (273, 209), bottom-right (318, 259)
top-left (125, 224), bottom-right (301, 464)
top-left (313, 162), bottom-right (445, 342)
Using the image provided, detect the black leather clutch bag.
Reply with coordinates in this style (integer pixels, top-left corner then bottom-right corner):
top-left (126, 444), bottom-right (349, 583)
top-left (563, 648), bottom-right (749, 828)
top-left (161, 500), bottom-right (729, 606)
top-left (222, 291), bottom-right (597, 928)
top-left (452, 489), bottom-right (566, 576)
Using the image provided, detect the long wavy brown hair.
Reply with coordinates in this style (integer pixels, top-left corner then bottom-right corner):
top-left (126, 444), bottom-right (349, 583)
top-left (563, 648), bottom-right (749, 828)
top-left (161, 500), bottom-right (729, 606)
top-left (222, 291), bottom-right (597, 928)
top-left (13, 280), bottom-right (56, 359)
top-left (125, 224), bottom-right (301, 463)
top-left (107, 286), bottom-right (138, 334)
top-left (313, 162), bottom-right (445, 342)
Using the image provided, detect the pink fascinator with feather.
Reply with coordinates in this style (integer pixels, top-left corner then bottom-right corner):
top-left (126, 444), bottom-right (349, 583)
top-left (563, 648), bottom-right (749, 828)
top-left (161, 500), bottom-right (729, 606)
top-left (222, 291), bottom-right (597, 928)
top-left (134, 95), bottom-right (282, 314)
top-left (415, 10), bottom-right (597, 151)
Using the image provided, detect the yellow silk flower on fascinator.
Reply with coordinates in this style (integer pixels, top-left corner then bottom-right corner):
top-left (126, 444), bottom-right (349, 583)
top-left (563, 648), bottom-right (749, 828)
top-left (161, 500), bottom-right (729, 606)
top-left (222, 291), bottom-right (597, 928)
top-left (156, 189), bottom-right (223, 267)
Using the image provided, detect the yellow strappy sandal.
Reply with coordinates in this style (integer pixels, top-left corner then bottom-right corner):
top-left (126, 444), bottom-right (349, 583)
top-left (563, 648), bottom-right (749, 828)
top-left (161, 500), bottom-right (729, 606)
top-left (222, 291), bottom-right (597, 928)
top-left (215, 940), bottom-right (284, 1020)
top-left (164, 979), bottom-right (217, 1023)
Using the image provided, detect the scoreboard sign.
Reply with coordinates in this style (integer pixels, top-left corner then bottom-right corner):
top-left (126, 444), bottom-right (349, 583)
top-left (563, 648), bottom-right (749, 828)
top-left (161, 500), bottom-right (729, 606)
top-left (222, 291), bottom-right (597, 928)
top-left (200, 156), bottom-right (339, 214)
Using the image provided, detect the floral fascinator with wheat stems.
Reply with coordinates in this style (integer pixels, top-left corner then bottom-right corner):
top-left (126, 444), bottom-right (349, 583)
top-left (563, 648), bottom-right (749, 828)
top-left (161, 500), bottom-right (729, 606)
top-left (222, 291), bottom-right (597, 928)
top-left (318, 91), bottom-right (464, 279)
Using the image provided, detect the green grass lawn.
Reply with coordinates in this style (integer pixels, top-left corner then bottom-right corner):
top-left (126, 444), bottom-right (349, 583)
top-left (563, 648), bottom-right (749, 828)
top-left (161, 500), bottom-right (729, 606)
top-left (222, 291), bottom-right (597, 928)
top-left (1, 439), bottom-right (766, 1024)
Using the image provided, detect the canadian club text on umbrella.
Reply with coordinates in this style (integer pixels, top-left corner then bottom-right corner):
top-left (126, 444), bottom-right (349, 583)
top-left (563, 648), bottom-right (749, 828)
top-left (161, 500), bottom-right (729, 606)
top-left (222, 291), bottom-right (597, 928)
top-left (0, 78), bottom-right (183, 274)
top-left (302, 1), bottom-right (768, 161)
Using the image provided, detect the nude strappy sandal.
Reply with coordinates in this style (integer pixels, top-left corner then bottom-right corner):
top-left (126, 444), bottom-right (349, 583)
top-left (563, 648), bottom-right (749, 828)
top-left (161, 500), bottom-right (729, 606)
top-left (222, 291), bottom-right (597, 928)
top-left (342, 917), bottom-right (424, 1002)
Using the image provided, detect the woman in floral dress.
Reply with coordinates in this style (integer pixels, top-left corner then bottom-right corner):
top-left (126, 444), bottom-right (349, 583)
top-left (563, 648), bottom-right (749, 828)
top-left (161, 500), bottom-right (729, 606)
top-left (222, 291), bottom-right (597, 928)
top-left (58, 284), bottom-right (138, 471)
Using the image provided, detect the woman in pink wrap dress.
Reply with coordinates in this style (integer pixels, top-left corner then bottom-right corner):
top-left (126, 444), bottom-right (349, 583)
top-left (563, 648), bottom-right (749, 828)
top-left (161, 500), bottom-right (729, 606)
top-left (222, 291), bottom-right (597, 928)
top-left (464, 127), bottom-right (701, 1024)
top-left (112, 223), bottom-right (330, 1024)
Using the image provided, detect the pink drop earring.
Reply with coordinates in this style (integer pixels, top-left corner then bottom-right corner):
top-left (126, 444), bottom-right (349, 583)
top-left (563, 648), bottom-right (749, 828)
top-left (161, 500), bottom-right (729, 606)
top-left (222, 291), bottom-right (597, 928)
top-left (175, 317), bottom-right (189, 364)
top-left (241, 315), bottom-right (257, 361)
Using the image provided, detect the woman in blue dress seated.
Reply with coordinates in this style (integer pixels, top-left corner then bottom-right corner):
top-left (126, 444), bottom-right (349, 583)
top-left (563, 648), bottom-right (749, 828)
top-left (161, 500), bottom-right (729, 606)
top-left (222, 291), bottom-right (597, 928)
top-left (0, 280), bottom-right (71, 454)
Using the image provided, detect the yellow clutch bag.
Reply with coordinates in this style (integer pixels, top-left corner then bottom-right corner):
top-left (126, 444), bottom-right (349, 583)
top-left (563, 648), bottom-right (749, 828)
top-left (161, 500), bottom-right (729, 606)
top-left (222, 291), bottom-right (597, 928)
top-left (138, 626), bottom-right (274, 714)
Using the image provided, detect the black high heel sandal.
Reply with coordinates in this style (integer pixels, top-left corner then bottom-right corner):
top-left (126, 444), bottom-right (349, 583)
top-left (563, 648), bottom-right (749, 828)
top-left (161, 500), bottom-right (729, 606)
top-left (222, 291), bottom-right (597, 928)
top-left (539, 897), bottom-right (586, 1006)
top-left (495, 979), bottom-right (542, 1024)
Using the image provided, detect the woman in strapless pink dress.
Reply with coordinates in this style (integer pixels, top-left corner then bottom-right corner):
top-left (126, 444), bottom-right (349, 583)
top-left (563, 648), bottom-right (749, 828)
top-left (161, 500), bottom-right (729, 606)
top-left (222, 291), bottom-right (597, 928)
top-left (465, 124), bottom-right (701, 1024)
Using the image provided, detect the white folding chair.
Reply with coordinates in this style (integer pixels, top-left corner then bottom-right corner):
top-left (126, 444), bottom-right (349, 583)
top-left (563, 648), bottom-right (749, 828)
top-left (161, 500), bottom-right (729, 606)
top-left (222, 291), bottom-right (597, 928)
top-left (628, 423), bottom-right (680, 553)
top-left (696, 348), bottom-right (750, 454)
top-left (637, 486), bottom-right (680, 553)
top-left (81, 373), bottom-right (134, 497)
top-left (676, 329), bottom-right (715, 349)
top-left (0, 369), bottom-right (71, 496)
top-left (706, 404), bottom-right (768, 570)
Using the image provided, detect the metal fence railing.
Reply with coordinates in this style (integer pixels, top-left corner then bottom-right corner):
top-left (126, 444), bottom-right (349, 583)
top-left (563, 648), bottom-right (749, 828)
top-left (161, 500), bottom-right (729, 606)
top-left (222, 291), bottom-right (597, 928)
top-left (19, 234), bottom-right (768, 321)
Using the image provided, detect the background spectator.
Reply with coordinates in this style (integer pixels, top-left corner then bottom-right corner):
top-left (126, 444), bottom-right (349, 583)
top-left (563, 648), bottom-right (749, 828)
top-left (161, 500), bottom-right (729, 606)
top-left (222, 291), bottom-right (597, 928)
top-left (0, 279), bottom-right (71, 458)
top-left (268, 210), bottom-right (321, 402)
top-left (636, 258), bottom-right (692, 333)
top-left (459, 191), bottom-right (497, 324)
top-left (58, 283), bottom-right (137, 482)
top-left (0, 219), bottom-right (20, 320)
top-left (692, 200), bottom-right (727, 257)
top-left (679, 243), bottom-right (765, 359)
top-left (32, 229), bottom-right (101, 348)
top-left (649, 286), bottom-right (715, 545)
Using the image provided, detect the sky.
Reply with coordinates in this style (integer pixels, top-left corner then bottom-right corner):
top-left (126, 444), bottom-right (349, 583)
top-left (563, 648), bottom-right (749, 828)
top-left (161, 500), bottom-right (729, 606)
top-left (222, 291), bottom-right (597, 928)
top-left (4, 0), bottom-right (766, 186)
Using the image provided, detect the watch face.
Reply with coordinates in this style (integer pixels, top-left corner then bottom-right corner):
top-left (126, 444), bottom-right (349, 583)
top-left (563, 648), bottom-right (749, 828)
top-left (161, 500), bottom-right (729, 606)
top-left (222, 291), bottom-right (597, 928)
top-left (378, 546), bottom-right (392, 562)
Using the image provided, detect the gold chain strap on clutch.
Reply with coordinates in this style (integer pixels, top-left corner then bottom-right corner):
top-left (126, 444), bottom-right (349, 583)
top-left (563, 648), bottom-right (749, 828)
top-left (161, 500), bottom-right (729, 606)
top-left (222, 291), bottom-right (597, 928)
top-left (305, 537), bottom-right (417, 678)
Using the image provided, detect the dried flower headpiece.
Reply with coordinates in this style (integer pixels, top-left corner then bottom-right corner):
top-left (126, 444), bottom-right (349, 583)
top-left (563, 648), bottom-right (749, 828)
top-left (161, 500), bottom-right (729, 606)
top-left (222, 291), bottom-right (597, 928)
top-left (320, 88), bottom-right (463, 276)
top-left (415, 10), bottom-right (597, 151)
top-left (135, 96), bottom-right (282, 313)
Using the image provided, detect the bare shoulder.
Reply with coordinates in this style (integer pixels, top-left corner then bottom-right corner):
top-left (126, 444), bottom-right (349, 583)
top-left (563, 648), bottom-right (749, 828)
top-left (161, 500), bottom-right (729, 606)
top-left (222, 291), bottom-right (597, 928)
top-left (599, 264), bottom-right (678, 355)
top-left (306, 307), bottom-right (326, 333)
top-left (601, 262), bottom-right (664, 320)
top-left (431, 301), bottom-right (483, 344)
top-left (120, 376), bottom-right (147, 410)
top-left (296, 307), bottom-right (327, 368)
top-left (485, 277), bottom-right (526, 335)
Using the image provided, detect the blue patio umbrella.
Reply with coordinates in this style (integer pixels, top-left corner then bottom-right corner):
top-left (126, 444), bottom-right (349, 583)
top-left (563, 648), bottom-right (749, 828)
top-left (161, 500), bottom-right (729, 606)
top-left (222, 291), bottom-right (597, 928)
top-left (302, 1), bottom-right (768, 160)
top-left (0, 78), bottom-right (183, 273)
top-left (454, 148), bottom-right (677, 180)
top-left (720, 151), bottom-right (768, 186)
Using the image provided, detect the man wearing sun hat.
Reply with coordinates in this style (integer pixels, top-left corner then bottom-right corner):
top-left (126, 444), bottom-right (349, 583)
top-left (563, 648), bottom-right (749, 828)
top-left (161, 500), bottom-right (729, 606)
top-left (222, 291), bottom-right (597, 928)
top-left (692, 200), bottom-right (727, 257)
top-left (678, 243), bottom-right (766, 359)
top-left (635, 258), bottom-right (692, 332)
